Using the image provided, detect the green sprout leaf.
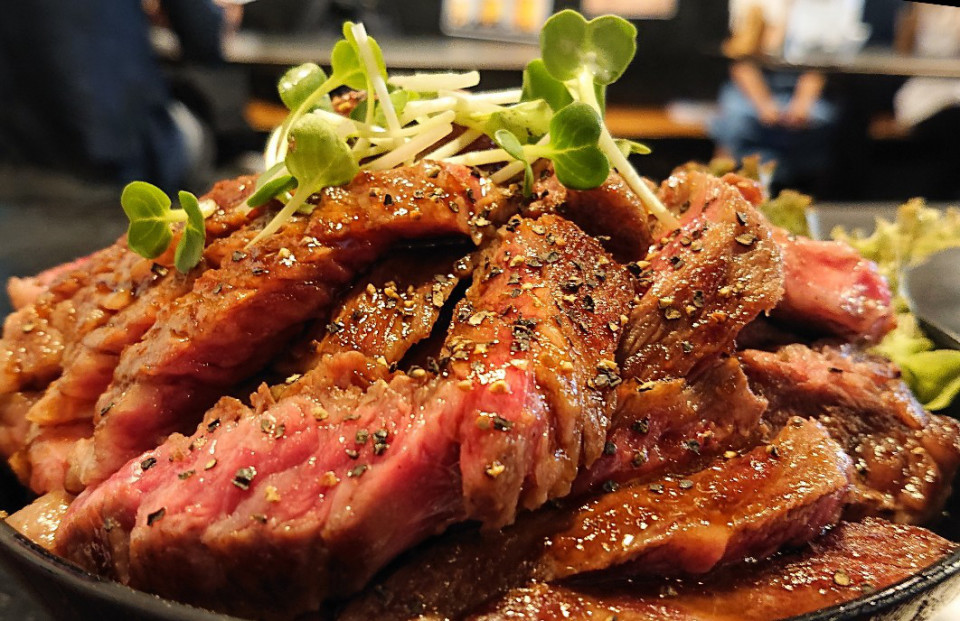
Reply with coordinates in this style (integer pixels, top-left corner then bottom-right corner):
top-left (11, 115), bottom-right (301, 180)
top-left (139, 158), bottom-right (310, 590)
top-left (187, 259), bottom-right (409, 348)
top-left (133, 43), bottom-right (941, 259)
top-left (534, 102), bottom-right (609, 190)
top-left (493, 129), bottom-right (534, 197)
top-left (341, 21), bottom-right (387, 88)
top-left (521, 59), bottom-right (573, 112)
top-left (247, 174), bottom-right (297, 208)
top-left (121, 181), bottom-right (174, 259)
top-left (540, 10), bottom-right (637, 85)
top-left (464, 99), bottom-right (552, 145)
top-left (174, 191), bottom-right (206, 273)
top-left (615, 139), bottom-right (652, 158)
top-left (278, 63), bottom-right (332, 112)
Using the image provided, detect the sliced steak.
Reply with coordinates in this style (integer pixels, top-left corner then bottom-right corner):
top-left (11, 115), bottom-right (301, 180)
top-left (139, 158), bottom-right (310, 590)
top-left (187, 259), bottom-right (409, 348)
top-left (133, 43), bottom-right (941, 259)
top-left (770, 228), bottom-right (895, 342)
top-left (471, 518), bottom-right (956, 621)
top-left (525, 164), bottom-right (657, 262)
top-left (618, 171), bottom-right (783, 382)
top-left (574, 356), bottom-right (767, 492)
top-left (342, 418), bottom-right (850, 621)
top-left (55, 215), bottom-right (632, 618)
top-left (740, 343), bottom-right (960, 523)
top-left (66, 162), bottom-right (515, 490)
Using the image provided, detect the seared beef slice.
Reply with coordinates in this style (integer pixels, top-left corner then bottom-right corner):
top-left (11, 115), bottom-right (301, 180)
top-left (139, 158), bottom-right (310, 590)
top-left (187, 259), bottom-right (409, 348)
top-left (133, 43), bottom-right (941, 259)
top-left (66, 162), bottom-right (514, 490)
top-left (55, 214), bottom-right (633, 618)
top-left (740, 344), bottom-right (960, 523)
top-left (342, 418), bottom-right (850, 620)
top-left (473, 519), bottom-right (956, 621)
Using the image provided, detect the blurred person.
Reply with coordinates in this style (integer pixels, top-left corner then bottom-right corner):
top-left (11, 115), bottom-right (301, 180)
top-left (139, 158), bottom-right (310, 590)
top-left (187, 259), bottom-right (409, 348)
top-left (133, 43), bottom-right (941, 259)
top-left (894, 3), bottom-right (960, 200)
top-left (0, 0), bottom-right (232, 195)
top-left (711, 0), bottom-right (848, 192)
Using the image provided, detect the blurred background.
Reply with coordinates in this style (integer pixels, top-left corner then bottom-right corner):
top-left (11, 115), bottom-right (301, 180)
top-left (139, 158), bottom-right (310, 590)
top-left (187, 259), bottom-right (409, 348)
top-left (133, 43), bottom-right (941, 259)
top-left (0, 0), bottom-right (959, 314)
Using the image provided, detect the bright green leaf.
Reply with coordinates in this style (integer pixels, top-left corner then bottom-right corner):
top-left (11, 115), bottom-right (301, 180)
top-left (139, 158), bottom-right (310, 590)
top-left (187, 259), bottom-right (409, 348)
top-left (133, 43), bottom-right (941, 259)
top-left (278, 63), bottom-right (332, 112)
top-left (465, 99), bottom-right (552, 145)
top-left (330, 39), bottom-right (367, 91)
top-left (540, 10), bottom-right (637, 85)
top-left (121, 181), bottom-right (173, 259)
top-left (540, 102), bottom-right (609, 190)
top-left (247, 174), bottom-right (298, 208)
top-left (174, 191), bottom-right (206, 273)
top-left (493, 129), bottom-right (534, 197)
top-left (521, 59), bottom-right (573, 111)
top-left (615, 139), bottom-right (652, 158)
top-left (286, 114), bottom-right (359, 189)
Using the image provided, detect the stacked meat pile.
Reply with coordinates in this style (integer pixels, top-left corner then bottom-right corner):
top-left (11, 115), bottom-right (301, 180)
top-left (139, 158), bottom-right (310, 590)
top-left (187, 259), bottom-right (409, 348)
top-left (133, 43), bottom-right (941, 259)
top-left (1, 160), bottom-right (958, 620)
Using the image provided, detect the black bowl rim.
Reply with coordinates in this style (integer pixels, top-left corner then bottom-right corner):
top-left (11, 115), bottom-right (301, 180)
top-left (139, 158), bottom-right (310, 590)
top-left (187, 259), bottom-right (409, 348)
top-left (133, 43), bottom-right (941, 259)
top-left (2, 518), bottom-right (960, 621)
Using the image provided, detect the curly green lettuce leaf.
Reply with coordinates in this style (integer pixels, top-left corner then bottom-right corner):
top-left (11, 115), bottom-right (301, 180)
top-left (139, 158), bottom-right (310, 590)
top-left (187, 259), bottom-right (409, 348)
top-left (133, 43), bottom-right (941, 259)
top-left (759, 190), bottom-right (812, 238)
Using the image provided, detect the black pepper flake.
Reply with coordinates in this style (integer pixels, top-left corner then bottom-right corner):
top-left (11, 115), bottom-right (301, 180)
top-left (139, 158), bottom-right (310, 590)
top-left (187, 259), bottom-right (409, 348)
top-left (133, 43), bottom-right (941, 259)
top-left (251, 514), bottom-right (268, 524)
top-left (583, 294), bottom-right (596, 312)
top-left (489, 267), bottom-right (504, 278)
top-left (99, 402), bottom-right (114, 416)
top-left (212, 282), bottom-right (223, 295)
top-left (447, 200), bottom-right (459, 213)
top-left (413, 189), bottom-right (425, 199)
top-left (492, 416), bottom-right (514, 432)
top-left (649, 483), bottom-right (664, 494)
top-left (692, 290), bottom-right (705, 308)
top-left (232, 251), bottom-right (247, 262)
top-left (465, 188), bottom-right (475, 201)
top-left (373, 442), bottom-right (389, 455)
top-left (356, 429), bottom-right (370, 444)
top-left (735, 233), bottom-right (757, 247)
top-left (326, 321), bottom-right (344, 334)
top-left (207, 419), bottom-right (221, 432)
top-left (151, 263), bottom-right (169, 277)
top-left (178, 470), bottom-right (195, 480)
top-left (592, 365), bottom-right (622, 389)
top-left (603, 441), bottom-right (617, 456)
top-left (525, 257), bottom-right (543, 268)
top-left (232, 466), bottom-right (257, 490)
top-left (383, 194), bottom-right (394, 206)
top-left (663, 307), bottom-right (682, 320)
top-left (631, 417), bottom-right (650, 434)
top-left (345, 448), bottom-right (360, 459)
top-left (103, 517), bottom-right (118, 532)
top-left (507, 273), bottom-right (521, 285)
top-left (561, 277), bottom-right (582, 292)
top-left (544, 251), bottom-right (560, 264)
top-left (251, 267), bottom-right (267, 276)
top-left (602, 480), bottom-right (620, 493)
top-left (631, 449), bottom-right (649, 467)
top-left (140, 457), bottom-right (157, 471)
top-left (681, 341), bottom-right (694, 354)
top-left (347, 464), bottom-right (368, 478)
top-left (685, 439), bottom-right (701, 455)
top-left (766, 445), bottom-right (780, 459)
top-left (736, 211), bottom-right (748, 226)
top-left (147, 508), bottom-right (166, 526)
top-left (829, 367), bottom-right (844, 373)
top-left (679, 479), bottom-right (694, 490)
top-left (669, 255), bottom-right (685, 268)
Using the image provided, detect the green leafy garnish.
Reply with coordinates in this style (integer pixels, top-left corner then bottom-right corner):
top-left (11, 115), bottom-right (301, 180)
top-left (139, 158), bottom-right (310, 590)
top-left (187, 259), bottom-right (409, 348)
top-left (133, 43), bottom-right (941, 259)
top-left (278, 63), bottom-right (332, 112)
top-left (759, 190), bottom-right (812, 237)
top-left (493, 129), bottom-right (534, 197)
top-left (521, 59), bottom-right (573, 112)
top-left (615, 139), bottom-right (652, 158)
top-left (120, 182), bottom-right (209, 272)
top-left (175, 191), bottom-right (206, 273)
top-left (540, 10), bottom-right (637, 85)
top-left (532, 102), bottom-right (609, 190)
top-left (246, 174), bottom-right (297, 208)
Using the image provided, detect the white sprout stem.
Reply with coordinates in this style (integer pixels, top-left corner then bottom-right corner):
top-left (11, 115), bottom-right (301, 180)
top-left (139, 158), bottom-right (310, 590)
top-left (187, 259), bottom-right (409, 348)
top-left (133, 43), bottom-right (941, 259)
top-left (490, 133), bottom-right (550, 185)
top-left (599, 130), bottom-right (678, 228)
top-left (364, 123), bottom-right (454, 171)
top-left (366, 110), bottom-right (456, 143)
top-left (444, 147), bottom-right (514, 167)
top-left (246, 186), bottom-right (313, 248)
top-left (351, 23), bottom-right (402, 139)
top-left (389, 71), bottom-right (480, 92)
top-left (468, 88), bottom-right (522, 104)
top-left (423, 128), bottom-right (483, 160)
top-left (401, 97), bottom-right (458, 124)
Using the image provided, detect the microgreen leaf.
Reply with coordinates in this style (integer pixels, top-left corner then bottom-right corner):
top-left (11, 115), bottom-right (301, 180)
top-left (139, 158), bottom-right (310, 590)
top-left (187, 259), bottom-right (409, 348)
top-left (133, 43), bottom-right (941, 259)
top-left (278, 63), bottom-right (332, 112)
top-left (247, 174), bottom-right (297, 208)
top-left (121, 181), bottom-right (174, 259)
top-left (341, 21), bottom-right (387, 89)
top-left (465, 100), bottom-right (552, 145)
top-left (286, 114), bottom-right (359, 188)
top-left (537, 102), bottom-right (609, 190)
top-left (615, 139), bottom-right (652, 158)
top-left (540, 10), bottom-right (637, 85)
top-left (330, 39), bottom-right (368, 91)
top-left (493, 129), bottom-right (534, 197)
top-left (521, 59), bottom-right (573, 112)
top-left (174, 191), bottom-right (206, 273)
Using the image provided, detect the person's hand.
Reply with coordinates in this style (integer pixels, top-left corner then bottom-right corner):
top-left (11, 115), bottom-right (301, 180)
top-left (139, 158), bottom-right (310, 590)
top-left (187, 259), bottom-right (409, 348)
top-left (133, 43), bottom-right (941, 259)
top-left (782, 97), bottom-right (813, 129)
top-left (757, 100), bottom-right (781, 127)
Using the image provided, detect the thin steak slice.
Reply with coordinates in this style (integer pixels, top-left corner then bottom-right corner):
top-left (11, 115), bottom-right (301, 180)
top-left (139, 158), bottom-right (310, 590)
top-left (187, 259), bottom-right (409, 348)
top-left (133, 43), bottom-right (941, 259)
top-left (573, 356), bottom-right (767, 492)
top-left (618, 171), bottom-right (783, 382)
top-left (342, 418), bottom-right (850, 621)
top-left (740, 343), bottom-right (960, 523)
top-left (56, 214), bottom-right (632, 618)
top-left (66, 162), bottom-right (514, 490)
top-left (471, 518), bottom-right (956, 621)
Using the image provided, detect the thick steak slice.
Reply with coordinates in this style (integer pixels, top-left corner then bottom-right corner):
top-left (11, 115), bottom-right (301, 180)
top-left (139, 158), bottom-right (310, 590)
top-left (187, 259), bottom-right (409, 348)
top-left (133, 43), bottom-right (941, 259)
top-left (56, 215), bottom-right (632, 618)
top-left (618, 171), bottom-right (783, 381)
top-left (740, 343), bottom-right (960, 523)
top-left (66, 162), bottom-right (513, 490)
top-left (770, 228), bottom-right (895, 342)
top-left (574, 356), bottom-right (767, 491)
top-left (471, 519), bottom-right (956, 621)
top-left (525, 164), bottom-right (656, 262)
top-left (342, 418), bottom-right (850, 621)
